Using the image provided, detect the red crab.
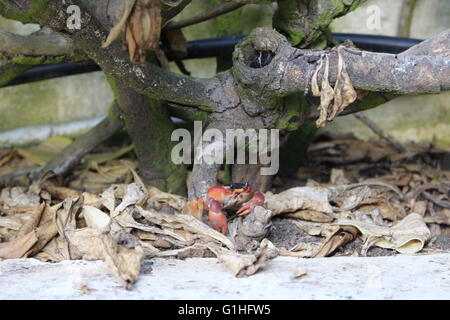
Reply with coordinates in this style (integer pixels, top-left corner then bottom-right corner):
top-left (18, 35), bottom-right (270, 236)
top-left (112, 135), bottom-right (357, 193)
top-left (185, 183), bottom-right (265, 234)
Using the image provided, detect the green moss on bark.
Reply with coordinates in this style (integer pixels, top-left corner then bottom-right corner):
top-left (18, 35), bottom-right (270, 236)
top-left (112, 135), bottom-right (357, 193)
top-left (0, 0), bottom-right (52, 24)
top-left (106, 73), bottom-right (187, 195)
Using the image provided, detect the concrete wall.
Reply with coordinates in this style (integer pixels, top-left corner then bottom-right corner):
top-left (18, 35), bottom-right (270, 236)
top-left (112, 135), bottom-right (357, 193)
top-left (0, 0), bottom-right (448, 147)
top-left (0, 17), bottom-right (114, 140)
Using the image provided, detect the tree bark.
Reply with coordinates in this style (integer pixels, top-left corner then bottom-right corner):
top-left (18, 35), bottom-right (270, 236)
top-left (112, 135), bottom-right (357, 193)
top-left (108, 76), bottom-right (187, 195)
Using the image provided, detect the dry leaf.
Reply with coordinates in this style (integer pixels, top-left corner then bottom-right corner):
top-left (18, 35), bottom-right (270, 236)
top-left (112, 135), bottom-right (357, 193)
top-left (16, 136), bottom-right (72, 166)
top-left (316, 55), bottom-right (334, 128)
top-left (312, 48), bottom-right (356, 128)
top-left (279, 242), bottom-right (322, 258)
top-left (82, 206), bottom-right (111, 232)
top-left (0, 186), bottom-right (40, 208)
top-left (0, 203), bottom-right (59, 259)
top-left (44, 184), bottom-right (80, 200)
top-left (285, 209), bottom-right (334, 223)
top-left (137, 207), bottom-right (234, 250)
top-left (113, 183), bottom-right (146, 217)
top-left (207, 243), bottom-right (269, 277)
top-left (102, 0), bottom-right (137, 48)
top-left (265, 187), bottom-right (334, 215)
top-left (313, 226), bottom-right (359, 257)
top-left (39, 235), bottom-right (77, 262)
top-left (337, 213), bottom-right (431, 254)
top-left (290, 219), bottom-right (334, 236)
top-left (16, 202), bottom-right (45, 237)
top-left (112, 0), bottom-right (162, 63)
top-left (146, 185), bottom-right (186, 212)
top-left (66, 228), bottom-right (144, 289)
top-left (162, 29), bottom-right (188, 59)
top-left (0, 230), bottom-right (38, 259)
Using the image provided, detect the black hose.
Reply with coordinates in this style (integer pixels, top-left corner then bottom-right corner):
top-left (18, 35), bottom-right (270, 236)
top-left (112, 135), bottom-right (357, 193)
top-left (2, 33), bottom-right (422, 88)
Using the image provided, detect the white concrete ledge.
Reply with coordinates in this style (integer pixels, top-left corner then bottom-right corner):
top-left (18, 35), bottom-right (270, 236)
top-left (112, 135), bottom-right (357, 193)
top-left (0, 254), bottom-right (449, 300)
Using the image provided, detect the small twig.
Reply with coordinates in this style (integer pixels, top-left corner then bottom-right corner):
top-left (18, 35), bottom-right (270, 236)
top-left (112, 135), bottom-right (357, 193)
top-left (353, 111), bottom-right (407, 153)
top-left (422, 191), bottom-right (450, 209)
top-left (164, 1), bottom-right (252, 31)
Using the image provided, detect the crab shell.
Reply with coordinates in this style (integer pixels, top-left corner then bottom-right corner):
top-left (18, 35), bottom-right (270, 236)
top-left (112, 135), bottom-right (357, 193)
top-left (206, 184), bottom-right (253, 211)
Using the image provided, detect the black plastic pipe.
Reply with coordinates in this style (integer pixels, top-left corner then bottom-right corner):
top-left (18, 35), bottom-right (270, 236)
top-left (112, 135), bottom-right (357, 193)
top-left (2, 33), bottom-right (422, 88)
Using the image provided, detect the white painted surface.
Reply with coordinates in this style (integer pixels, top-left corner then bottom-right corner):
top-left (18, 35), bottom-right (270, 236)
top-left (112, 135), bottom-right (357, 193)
top-left (0, 254), bottom-right (449, 300)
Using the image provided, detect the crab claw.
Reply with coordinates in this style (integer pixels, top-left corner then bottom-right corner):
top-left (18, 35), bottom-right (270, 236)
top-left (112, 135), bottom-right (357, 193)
top-left (236, 192), bottom-right (265, 216)
top-left (208, 199), bottom-right (228, 234)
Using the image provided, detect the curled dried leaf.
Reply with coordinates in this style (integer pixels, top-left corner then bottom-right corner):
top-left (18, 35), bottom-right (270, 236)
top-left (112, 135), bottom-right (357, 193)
top-left (313, 226), bottom-right (359, 258)
top-left (312, 47), bottom-right (357, 128)
top-left (82, 206), bottom-right (111, 232)
top-left (316, 55), bottom-right (334, 128)
top-left (337, 213), bottom-right (431, 254)
top-left (265, 187), bottom-right (334, 215)
top-left (66, 228), bottom-right (144, 289)
top-left (102, 0), bottom-right (137, 48)
top-left (207, 242), bottom-right (269, 277)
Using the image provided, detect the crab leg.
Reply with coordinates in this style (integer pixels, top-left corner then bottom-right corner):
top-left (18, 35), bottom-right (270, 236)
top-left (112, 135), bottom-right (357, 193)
top-left (236, 192), bottom-right (265, 216)
top-left (208, 199), bottom-right (228, 234)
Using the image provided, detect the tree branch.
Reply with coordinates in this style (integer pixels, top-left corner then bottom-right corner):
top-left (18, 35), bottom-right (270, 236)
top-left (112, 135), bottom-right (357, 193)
top-left (69, 1), bottom-right (214, 109)
top-left (0, 29), bottom-right (75, 61)
top-left (315, 28), bottom-right (450, 120)
top-left (232, 28), bottom-right (450, 99)
top-left (164, 1), bottom-right (248, 31)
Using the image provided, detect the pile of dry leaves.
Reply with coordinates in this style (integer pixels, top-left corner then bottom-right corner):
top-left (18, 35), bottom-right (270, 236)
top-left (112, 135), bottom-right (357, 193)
top-left (0, 133), bottom-right (448, 289)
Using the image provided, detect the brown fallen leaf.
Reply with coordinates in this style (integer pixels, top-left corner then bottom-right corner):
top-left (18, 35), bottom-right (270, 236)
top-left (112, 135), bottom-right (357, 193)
top-left (316, 55), bottom-right (335, 128)
top-left (146, 185), bottom-right (187, 212)
top-left (16, 136), bottom-right (72, 166)
top-left (161, 28), bottom-right (188, 59)
top-left (25, 205), bottom-right (60, 257)
top-left (313, 226), bottom-right (359, 258)
top-left (137, 207), bottom-right (234, 250)
top-left (16, 202), bottom-right (45, 237)
top-left (39, 235), bottom-right (76, 262)
top-left (102, 0), bottom-right (137, 48)
top-left (82, 206), bottom-right (111, 232)
top-left (66, 228), bottom-right (144, 289)
top-left (265, 187), bottom-right (334, 216)
top-left (44, 184), bottom-right (80, 200)
top-left (279, 242), bottom-right (323, 258)
top-left (207, 243), bottom-right (269, 278)
top-left (337, 213), bottom-right (431, 254)
top-left (0, 186), bottom-right (40, 208)
top-left (424, 209), bottom-right (450, 225)
top-left (0, 230), bottom-right (38, 259)
top-left (113, 183), bottom-right (146, 217)
top-left (285, 209), bottom-right (334, 223)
